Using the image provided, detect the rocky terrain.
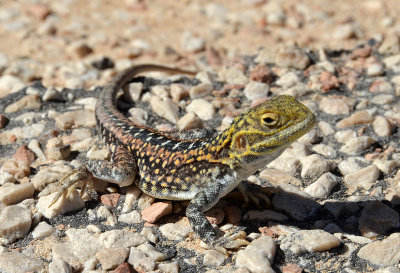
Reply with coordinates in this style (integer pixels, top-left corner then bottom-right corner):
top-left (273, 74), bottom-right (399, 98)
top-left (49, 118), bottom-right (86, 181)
top-left (1, 1), bottom-right (400, 273)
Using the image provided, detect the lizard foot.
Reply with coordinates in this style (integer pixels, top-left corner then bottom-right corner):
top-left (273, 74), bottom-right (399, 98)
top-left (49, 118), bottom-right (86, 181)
top-left (49, 166), bottom-right (93, 207)
top-left (237, 184), bottom-right (272, 207)
top-left (211, 226), bottom-right (249, 254)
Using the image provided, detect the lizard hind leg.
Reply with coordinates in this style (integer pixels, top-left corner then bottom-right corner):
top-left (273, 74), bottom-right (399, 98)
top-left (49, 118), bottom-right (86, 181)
top-left (87, 145), bottom-right (137, 187)
top-left (49, 145), bottom-right (137, 207)
top-left (49, 166), bottom-right (92, 207)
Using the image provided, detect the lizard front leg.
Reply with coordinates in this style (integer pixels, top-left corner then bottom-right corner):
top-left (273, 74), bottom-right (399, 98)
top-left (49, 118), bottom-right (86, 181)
top-left (186, 181), bottom-right (248, 254)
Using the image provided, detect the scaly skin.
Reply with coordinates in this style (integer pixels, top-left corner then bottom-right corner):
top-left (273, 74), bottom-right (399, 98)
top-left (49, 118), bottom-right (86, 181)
top-left (52, 64), bottom-right (316, 252)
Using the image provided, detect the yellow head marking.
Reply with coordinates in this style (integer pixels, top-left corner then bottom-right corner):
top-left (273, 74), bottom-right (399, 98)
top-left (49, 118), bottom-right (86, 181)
top-left (213, 95), bottom-right (316, 166)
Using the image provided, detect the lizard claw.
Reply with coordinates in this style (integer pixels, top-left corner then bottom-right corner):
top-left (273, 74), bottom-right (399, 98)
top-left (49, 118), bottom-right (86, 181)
top-left (211, 226), bottom-right (249, 255)
top-left (237, 184), bottom-right (271, 207)
top-left (49, 166), bottom-right (92, 208)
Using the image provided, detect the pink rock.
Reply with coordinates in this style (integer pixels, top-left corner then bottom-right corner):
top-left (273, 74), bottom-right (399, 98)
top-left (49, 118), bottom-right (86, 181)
top-left (205, 207), bottom-right (224, 225)
top-left (112, 262), bottom-right (133, 273)
top-left (141, 201), bottom-right (172, 223)
top-left (13, 145), bottom-right (36, 165)
top-left (283, 263), bottom-right (303, 273)
top-left (100, 193), bottom-right (120, 207)
top-left (249, 65), bottom-right (275, 84)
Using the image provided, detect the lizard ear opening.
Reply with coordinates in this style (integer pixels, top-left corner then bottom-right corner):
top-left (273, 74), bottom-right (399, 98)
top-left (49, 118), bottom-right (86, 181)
top-left (234, 135), bottom-right (247, 151)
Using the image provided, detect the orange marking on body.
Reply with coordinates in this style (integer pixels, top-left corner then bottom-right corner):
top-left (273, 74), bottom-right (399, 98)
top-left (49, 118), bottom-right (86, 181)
top-left (166, 176), bottom-right (173, 183)
top-left (174, 159), bottom-right (180, 166)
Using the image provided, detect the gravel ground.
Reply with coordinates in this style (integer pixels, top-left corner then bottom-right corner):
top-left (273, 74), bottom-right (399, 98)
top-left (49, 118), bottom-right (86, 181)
top-left (1, 1), bottom-right (400, 273)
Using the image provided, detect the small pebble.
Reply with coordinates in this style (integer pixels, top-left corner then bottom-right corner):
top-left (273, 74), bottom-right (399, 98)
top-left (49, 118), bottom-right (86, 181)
top-left (157, 261), bottom-right (180, 273)
top-left (189, 83), bottom-right (212, 99)
top-left (373, 116), bottom-right (393, 137)
top-left (5, 94), bottom-right (41, 113)
top-left (275, 46), bottom-right (310, 70)
top-left (249, 65), bottom-right (274, 83)
top-left (236, 236), bottom-right (276, 273)
top-left (333, 24), bottom-right (356, 40)
top-left (218, 67), bottom-right (248, 85)
top-left (186, 98), bottom-right (216, 120)
top-left (272, 184), bottom-right (320, 221)
top-left (367, 63), bottom-right (385, 76)
top-left (304, 173), bottom-right (338, 199)
top-left (54, 110), bottom-right (96, 130)
top-left (357, 233), bottom-right (400, 266)
top-left (123, 82), bottom-right (143, 103)
top-left (312, 144), bottom-right (337, 158)
top-left (137, 243), bottom-right (166, 262)
top-left (338, 157), bottom-right (366, 176)
top-left (181, 31), bottom-right (206, 53)
top-left (128, 247), bottom-right (156, 272)
top-left (98, 230), bottom-right (146, 249)
top-left (373, 159), bottom-right (399, 174)
top-left (319, 97), bottom-right (350, 115)
top-left (339, 136), bottom-right (375, 155)
top-left (372, 94), bottom-right (395, 105)
top-left (128, 107), bottom-right (148, 125)
top-left (280, 229), bottom-right (341, 254)
top-left (67, 41), bottom-right (93, 58)
top-left (0, 182), bottom-right (35, 205)
top-left (337, 111), bottom-right (374, 128)
top-left (150, 96), bottom-right (179, 124)
top-left (358, 201), bottom-right (399, 238)
top-left (32, 221), bottom-right (55, 239)
top-left (334, 129), bottom-right (357, 143)
top-left (118, 210), bottom-right (142, 225)
top-left (260, 168), bottom-right (302, 187)
top-left (203, 249), bottom-right (226, 267)
top-left (300, 154), bottom-right (331, 179)
top-left (159, 223), bottom-right (191, 241)
top-left (0, 205), bottom-right (32, 243)
top-left (95, 247), bottom-right (129, 270)
top-left (343, 165), bottom-right (380, 191)
top-left (177, 112), bottom-right (203, 130)
top-left (36, 191), bottom-right (85, 218)
top-left (205, 208), bottom-right (224, 225)
top-left (244, 81), bottom-right (269, 100)
top-left (0, 252), bottom-right (44, 273)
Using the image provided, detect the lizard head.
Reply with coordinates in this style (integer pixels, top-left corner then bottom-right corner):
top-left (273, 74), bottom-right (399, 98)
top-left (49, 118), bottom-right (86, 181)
top-left (216, 95), bottom-right (316, 166)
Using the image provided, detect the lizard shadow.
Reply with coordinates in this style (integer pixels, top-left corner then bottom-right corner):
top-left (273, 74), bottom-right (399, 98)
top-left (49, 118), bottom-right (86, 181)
top-left (235, 185), bottom-right (400, 237)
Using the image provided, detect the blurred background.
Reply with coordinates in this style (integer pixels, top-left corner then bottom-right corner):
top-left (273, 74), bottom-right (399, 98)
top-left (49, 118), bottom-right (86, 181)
top-left (0, 0), bottom-right (398, 89)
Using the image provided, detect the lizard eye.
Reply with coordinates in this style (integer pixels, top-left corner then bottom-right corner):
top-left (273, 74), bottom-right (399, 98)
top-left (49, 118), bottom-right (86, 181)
top-left (261, 113), bottom-right (279, 127)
